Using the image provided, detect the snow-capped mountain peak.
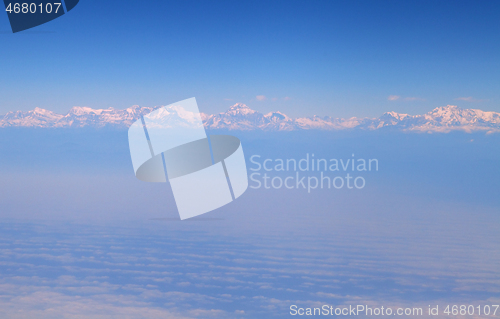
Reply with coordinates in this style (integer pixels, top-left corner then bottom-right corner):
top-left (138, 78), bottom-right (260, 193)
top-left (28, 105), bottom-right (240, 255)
top-left (380, 111), bottom-right (411, 121)
top-left (264, 111), bottom-right (291, 122)
top-left (225, 103), bottom-right (257, 116)
top-left (68, 106), bottom-right (102, 115)
top-left (0, 103), bottom-right (499, 133)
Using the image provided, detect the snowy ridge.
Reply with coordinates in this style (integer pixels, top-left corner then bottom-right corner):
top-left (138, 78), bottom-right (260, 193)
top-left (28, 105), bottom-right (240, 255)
top-left (0, 105), bottom-right (158, 128)
top-left (1, 103), bottom-right (499, 133)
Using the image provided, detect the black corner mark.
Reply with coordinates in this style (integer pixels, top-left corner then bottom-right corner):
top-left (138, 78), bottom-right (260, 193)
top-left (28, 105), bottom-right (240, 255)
top-left (3, 0), bottom-right (79, 33)
top-left (64, 0), bottom-right (77, 12)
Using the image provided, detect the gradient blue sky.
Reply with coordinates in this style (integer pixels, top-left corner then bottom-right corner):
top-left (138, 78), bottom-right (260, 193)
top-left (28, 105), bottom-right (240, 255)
top-left (1, 0), bottom-right (499, 117)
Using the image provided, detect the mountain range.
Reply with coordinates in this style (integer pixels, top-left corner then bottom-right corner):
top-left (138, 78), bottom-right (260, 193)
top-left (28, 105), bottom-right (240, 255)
top-left (1, 103), bottom-right (499, 133)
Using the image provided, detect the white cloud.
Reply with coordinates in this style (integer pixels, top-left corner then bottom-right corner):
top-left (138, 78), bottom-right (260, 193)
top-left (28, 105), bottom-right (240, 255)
top-left (388, 96), bottom-right (425, 101)
top-left (0, 291), bottom-right (196, 319)
top-left (1, 212), bottom-right (499, 319)
top-left (455, 96), bottom-right (488, 102)
top-left (256, 95), bottom-right (266, 101)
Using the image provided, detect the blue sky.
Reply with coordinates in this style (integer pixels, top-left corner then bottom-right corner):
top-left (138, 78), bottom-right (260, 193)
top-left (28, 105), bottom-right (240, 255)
top-left (1, 0), bottom-right (500, 117)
